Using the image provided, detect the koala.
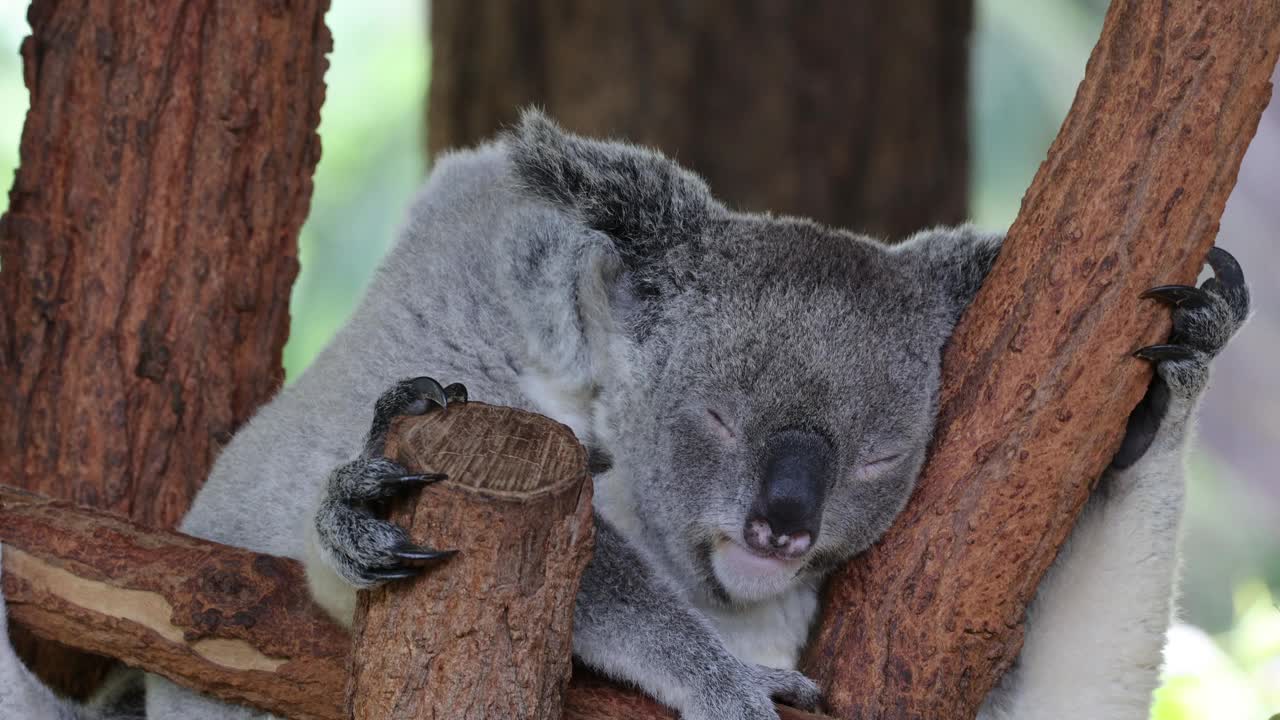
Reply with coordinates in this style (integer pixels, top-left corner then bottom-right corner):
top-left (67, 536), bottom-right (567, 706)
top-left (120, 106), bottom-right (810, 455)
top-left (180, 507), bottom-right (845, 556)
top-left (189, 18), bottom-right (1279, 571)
top-left (0, 111), bottom-right (1251, 720)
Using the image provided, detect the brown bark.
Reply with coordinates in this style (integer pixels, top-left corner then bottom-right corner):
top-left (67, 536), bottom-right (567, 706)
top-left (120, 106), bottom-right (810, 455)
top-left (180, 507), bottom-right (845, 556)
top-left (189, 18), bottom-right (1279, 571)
top-left (0, 0), bottom-right (330, 698)
top-left (802, 2), bottom-right (1280, 718)
top-left (347, 404), bottom-right (594, 720)
top-left (0, 483), bottom-right (826, 720)
top-left (0, 485), bottom-right (350, 720)
top-left (428, 0), bottom-right (970, 237)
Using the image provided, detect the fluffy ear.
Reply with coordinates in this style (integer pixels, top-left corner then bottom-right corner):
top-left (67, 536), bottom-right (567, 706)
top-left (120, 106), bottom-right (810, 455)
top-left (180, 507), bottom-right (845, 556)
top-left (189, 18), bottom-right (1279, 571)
top-left (505, 108), bottom-right (721, 260)
top-left (893, 225), bottom-right (1005, 324)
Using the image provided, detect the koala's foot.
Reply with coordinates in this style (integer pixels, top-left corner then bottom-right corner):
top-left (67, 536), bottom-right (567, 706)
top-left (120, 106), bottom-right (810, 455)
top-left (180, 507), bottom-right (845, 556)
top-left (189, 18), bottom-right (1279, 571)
top-left (1112, 246), bottom-right (1249, 469)
top-left (315, 377), bottom-right (468, 587)
top-left (753, 665), bottom-right (823, 711)
top-left (691, 663), bottom-right (821, 720)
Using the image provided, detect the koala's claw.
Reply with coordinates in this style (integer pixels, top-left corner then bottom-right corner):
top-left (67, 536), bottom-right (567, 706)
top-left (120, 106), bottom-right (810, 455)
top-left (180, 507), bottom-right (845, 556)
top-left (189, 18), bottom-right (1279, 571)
top-left (1139, 284), bottom-right (1211, 308)
top-left (391, 542), bottom-right (457, 563)
top-left (364, 566), bottom-right (426, 582)
top-left (1132, 344), bottom-right (1196, 362)
top-left (443, 382), bottom-right (469, 404)
top-left (1114, 245), bottom-right (1249, 470)
top-left (1206, 244), bottom-right (1245, 287)
top-left (410, 376), bottom-right (449, 411)
top-left (379, 472), bottom-right (447, 491)
top-left (316, 376), bottom-right (469, 587)
top-left (365, 376), bottom-right (456, 455)
top-left (1135, 245), bottom-right (1249, 368)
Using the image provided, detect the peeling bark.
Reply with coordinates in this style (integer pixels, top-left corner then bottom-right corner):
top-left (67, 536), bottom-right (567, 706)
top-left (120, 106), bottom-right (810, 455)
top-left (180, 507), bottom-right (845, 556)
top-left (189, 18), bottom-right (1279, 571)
top-left (0, 486), bottom-right (349, 720)
top-left (0, 487), bottom-right (826, 720)
top-left (801, 2), bottom-right (1280, 717)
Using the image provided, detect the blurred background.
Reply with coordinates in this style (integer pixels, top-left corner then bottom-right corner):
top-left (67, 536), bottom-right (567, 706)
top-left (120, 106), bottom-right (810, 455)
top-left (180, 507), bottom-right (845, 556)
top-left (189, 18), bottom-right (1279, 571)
top-left (0, 1), bottom-right (1275, 717)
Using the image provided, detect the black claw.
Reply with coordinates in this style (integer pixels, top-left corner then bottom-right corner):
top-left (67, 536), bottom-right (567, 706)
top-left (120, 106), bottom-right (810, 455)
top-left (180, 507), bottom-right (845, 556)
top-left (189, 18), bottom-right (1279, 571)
top-left (391, 543), bottom-right (457, 563)
top-left (410, 376), bottom-right (449, 411)
top-left (1133, 344), bottom-right (1196, 362)
top-left (1140, 284), bottom-right (1210, 308)
top-left (366, 566), bottom-right (424, 581)
top-left (379, 472), bottom-right (447, 490)
top-left (1206, 246), bottom-right (1245, 289)
top-left (443, 382), bottom-right (469, 404)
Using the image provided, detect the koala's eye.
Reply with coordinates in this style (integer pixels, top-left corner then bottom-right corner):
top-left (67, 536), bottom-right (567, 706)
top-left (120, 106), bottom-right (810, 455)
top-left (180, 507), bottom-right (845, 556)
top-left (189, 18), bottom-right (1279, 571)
top-left (855, 453), bottom-right (904, 480)
top-left (706, 408), bottom-right (736, 441)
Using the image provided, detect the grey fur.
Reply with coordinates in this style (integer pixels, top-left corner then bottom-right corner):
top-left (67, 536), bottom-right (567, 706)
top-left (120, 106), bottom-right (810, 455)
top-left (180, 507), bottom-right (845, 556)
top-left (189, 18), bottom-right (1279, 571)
top-left (0, 111), bottom-right (1250, 720)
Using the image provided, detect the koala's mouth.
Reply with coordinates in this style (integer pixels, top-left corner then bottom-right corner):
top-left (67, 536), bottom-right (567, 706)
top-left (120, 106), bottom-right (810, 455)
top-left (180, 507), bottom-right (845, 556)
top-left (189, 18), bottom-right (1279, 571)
top-left (711, 534), bottom-right (805, 586)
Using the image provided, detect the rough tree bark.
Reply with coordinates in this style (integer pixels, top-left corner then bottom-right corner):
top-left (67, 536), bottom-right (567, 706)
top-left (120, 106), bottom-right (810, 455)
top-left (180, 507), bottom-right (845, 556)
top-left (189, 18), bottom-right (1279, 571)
top-left (0, 0), bottom-right (330, 696)
top-left (0, 486), bottom-right (349, 720)
top-left (347, 404), bottom-right (594, 720)
top-left (801, 2), bottom-right (1280, 718)
top-left (0, 489), bottom-right (825, 720)
top-left (428, 0), bottom-right (970, 237)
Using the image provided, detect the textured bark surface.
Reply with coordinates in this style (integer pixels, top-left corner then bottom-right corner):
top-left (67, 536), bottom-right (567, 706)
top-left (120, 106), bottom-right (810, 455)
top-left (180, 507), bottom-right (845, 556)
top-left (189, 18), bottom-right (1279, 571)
top-left (0, 0), bottom-right (330, 694)
top-left (0, 486), bottom-right (350, 720)
top-left (0, 486), bottom-right (829, 717)
top-left (802, 2), bottom-right (1280, 718)
top-left (428, 0), bottom-right (970, 237)
top-left (347, 403), bottom-right (594, 720)
top-left (0, 489), bottom-right (829, 720)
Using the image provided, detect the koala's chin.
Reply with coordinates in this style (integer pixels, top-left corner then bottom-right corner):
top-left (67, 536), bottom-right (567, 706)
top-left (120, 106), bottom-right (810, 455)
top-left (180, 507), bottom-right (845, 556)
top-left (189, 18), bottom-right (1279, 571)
top-left (710, 535), bottom-right (807, 604)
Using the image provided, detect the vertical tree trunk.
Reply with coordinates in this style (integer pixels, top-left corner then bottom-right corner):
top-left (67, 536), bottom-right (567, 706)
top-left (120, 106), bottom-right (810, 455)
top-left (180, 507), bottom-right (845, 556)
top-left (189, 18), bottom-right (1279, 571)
top-left (802, 1), bottom-right (1280, 717)
top-left (428, 0), bottom-right (970, 238)
top-left (0, 0), bottom-right (330, 697)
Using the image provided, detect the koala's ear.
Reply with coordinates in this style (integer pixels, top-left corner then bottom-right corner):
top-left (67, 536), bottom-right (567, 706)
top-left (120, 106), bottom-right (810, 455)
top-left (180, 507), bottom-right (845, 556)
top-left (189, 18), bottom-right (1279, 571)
top-left (505, 108), bottom-right (721, 258)
top-left (893, 225), bottom-right (1005, 323)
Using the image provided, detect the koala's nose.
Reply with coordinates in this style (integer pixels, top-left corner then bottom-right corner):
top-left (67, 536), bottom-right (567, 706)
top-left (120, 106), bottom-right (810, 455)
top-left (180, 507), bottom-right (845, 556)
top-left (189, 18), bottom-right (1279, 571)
top-left (745, 429), bottom-right (832, 558)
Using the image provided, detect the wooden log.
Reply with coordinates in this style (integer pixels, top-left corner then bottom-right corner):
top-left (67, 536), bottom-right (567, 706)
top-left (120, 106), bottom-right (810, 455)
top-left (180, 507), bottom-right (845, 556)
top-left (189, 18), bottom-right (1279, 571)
top-left (0, 0), bottom-right (330, 697)
top-left (346, 404), bottom-right (594, 720)
top-left (801, 2), bottom-right (1280, 718)
top-left (0, 483), bottom-right (827, 720)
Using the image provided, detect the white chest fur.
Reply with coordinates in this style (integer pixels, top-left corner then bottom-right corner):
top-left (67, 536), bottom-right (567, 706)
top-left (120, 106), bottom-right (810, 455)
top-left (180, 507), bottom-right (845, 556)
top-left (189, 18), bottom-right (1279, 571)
top-left (699, 585), bottom-right (820, 670)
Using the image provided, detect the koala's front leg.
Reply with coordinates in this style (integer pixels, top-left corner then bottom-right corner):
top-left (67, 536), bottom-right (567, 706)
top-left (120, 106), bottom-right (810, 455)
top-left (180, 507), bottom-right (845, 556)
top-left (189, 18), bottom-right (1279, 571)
top-left (575, 519), bottom-right (821, 720)
top-left (980, 247), bottom-right (1249, 720)
top-left (305, 376), bottom-right (468, 624)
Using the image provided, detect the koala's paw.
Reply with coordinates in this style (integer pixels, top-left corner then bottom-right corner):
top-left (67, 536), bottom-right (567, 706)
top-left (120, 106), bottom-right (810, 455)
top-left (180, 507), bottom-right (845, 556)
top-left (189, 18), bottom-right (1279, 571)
top-left (1136, 246), bottom-right (1250, 394)
top-left (691, 664), bottom-right (822, 720)
top-left (1112, 246), bottom-right (1249, 468)
top-left (751, 665), bottom-right (823, 711)
top-left (314, 376), bottom-right (468, 588)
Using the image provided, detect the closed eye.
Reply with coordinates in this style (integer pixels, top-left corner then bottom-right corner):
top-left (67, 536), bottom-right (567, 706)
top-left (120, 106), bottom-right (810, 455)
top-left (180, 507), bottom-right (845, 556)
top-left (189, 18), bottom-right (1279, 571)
top-left (856, 453), bottom-right (904, 479)
top-left (706, 408), bottom-right (736, 440)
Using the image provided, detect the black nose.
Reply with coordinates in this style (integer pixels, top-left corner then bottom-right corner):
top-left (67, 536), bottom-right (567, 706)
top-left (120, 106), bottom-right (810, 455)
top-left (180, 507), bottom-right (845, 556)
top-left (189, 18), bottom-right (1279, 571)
top-left (745, 429), bottom-right (831, 557)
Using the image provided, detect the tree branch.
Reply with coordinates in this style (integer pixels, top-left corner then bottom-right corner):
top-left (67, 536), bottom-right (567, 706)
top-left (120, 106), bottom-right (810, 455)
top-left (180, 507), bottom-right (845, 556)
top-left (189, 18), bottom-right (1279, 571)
top-left (0, 484), bottom-right (823, 720)
top-left (802, 2), bottom-right (1280, 717)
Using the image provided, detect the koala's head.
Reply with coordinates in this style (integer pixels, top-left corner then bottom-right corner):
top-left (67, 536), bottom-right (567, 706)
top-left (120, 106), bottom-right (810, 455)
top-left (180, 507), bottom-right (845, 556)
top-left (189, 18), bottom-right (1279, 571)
top-left (507, 111), bottom-right (1000, 606)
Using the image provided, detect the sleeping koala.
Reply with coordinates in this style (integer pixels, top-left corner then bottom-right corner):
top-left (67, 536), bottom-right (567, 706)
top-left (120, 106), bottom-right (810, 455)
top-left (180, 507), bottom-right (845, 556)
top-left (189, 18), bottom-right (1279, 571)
top-left (0, 111), bottom-right (1250, 720)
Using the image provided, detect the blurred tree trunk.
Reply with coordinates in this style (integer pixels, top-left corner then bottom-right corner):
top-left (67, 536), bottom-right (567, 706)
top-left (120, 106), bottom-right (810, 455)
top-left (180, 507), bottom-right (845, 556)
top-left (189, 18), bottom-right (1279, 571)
top-left (428, 0), bottom-right (971, 238)
top-left (0, 0), bottom-right (330, 698)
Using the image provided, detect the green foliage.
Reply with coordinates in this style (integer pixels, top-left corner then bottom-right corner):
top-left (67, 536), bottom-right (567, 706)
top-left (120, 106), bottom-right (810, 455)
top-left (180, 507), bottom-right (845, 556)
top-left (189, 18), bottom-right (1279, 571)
top-left (282, 2), bottom-right (429, 378)
top-left (1152, 582), bottom-right (1280, 719)
top-left (0, 1), bottom-right (27, 218)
